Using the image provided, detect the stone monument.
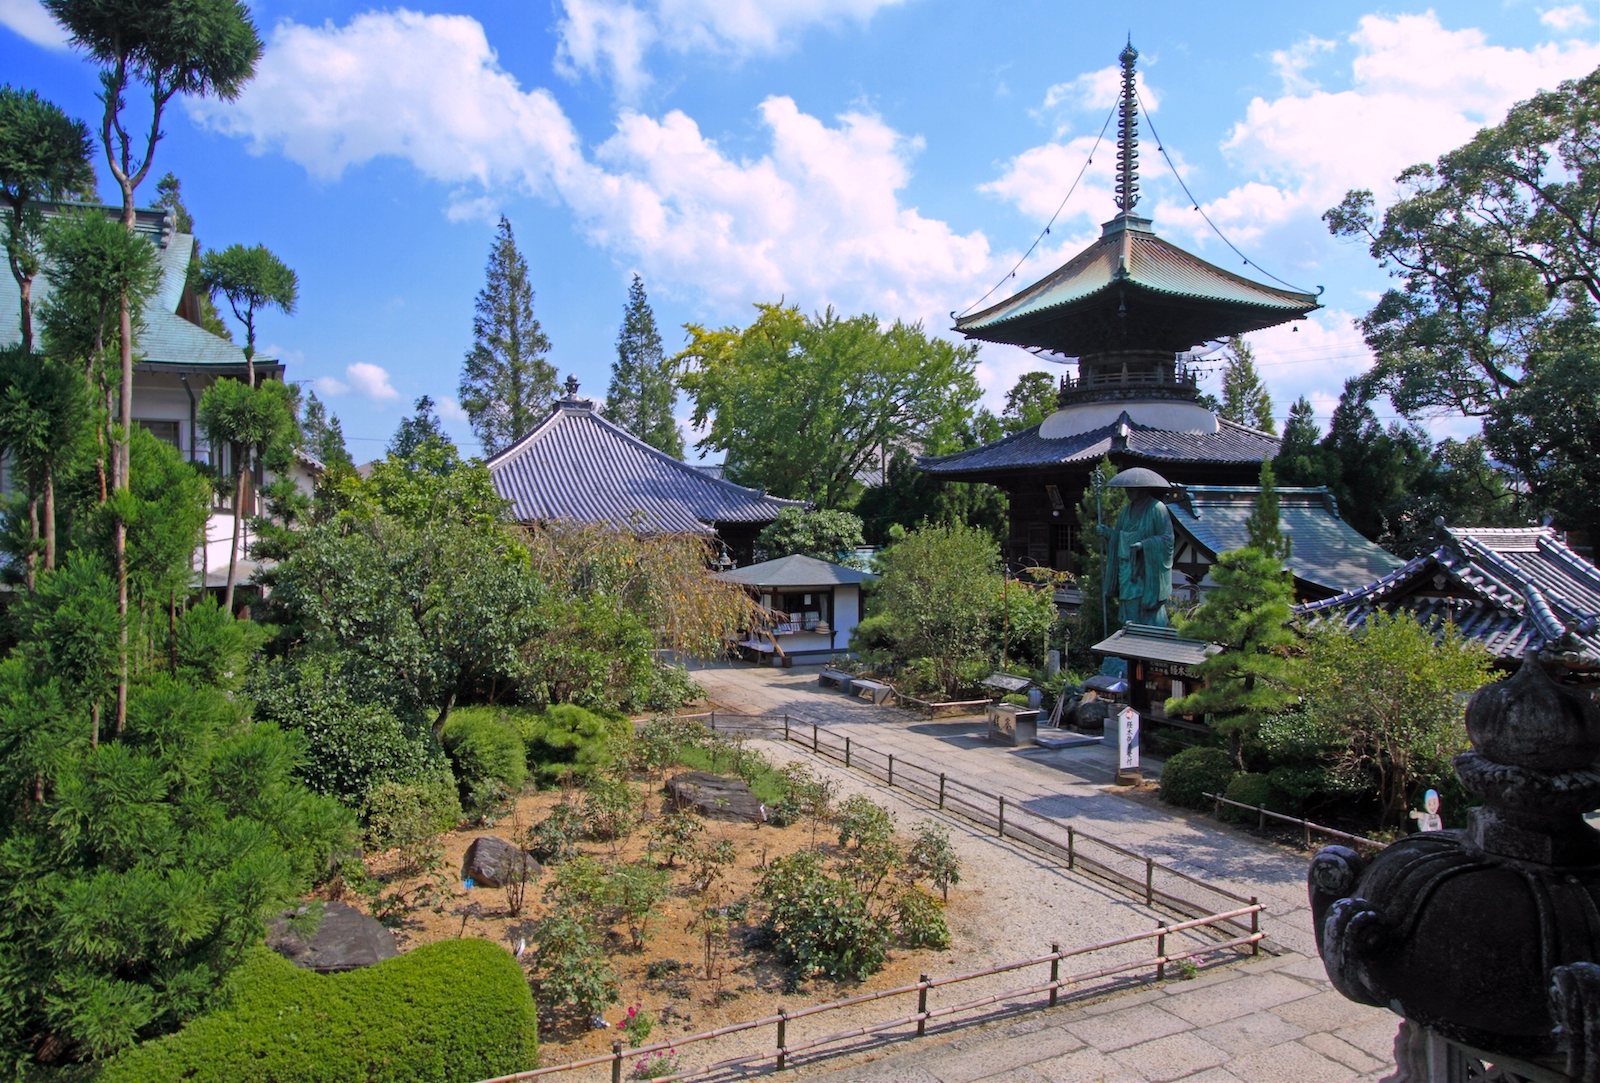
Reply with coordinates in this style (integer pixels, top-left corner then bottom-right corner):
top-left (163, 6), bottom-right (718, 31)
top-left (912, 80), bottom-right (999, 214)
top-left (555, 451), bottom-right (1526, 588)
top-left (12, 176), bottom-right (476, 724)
top-left (1309, 655), bottom-right (1600, 1081)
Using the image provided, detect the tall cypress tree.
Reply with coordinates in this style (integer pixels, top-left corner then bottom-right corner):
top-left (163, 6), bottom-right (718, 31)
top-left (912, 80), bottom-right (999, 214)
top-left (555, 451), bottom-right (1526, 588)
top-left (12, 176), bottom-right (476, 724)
top-left (459, 217), bottom-right (554, 457)
top-left (1245, 458), bottom-right (1291, 562)
top-left (605, 274), bottom-right (682, 456)
top-left (1219, 336), bottom-right (1275, 433)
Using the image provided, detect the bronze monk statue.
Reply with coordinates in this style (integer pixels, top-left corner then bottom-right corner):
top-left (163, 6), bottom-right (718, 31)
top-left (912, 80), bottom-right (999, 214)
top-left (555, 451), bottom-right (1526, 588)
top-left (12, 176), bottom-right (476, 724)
top-left (1100, 467), bottom-right (1174, 627)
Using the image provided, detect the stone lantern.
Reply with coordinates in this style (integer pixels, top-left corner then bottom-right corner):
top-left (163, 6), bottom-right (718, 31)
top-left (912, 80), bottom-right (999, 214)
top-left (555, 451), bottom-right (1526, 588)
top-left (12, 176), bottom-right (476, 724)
top-left (1309, 655), bottom-right (1600, 1082)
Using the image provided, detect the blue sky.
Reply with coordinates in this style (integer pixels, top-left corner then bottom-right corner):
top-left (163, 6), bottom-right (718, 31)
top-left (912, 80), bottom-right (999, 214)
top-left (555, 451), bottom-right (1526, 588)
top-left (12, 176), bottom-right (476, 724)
top-left (4, 0), bottom-right (1599, 459)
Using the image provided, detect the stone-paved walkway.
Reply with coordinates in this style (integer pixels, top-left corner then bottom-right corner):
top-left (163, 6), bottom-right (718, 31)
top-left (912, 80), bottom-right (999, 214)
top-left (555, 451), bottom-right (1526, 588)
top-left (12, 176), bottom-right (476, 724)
top-left (688, 663), bottom-right (1398, 1083)
top-left (692, 663), bottom-right (1321, 957)
top-left (795, 951), bottom-right (1397, 1083)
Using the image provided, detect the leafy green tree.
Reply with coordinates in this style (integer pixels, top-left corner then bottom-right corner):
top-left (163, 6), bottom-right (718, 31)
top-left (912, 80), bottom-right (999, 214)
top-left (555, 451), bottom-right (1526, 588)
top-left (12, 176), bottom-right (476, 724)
top-left (199, 242), bottom-right (297, 387)
top-left (1001, 370), bottom-right (1057, 433)
top-left (116, 428), bottom-right (211, 654)
top-left (300, 388), bottom-right (353, 477)
top-left (855, 522), bottom-right (1055, 697)
top-left (1218, 336), bottom-right (1274, 432)
top-left (1282, 612), bottom-right (1493, 825)
top-left (13, 556), bottom-right (119, 741)
top-left (0, 669), bottom-right (351, 1067)
top-left (1245, 459), bottom-right (1290, 562)
top-left (1071, 458), bottom-right (1127, 654)
top-left (678, 303), bottom-right (981, 507)
top-left (0, 346), bottom-right (94, 583)
top-left (198, 378), bottom-right (297, 612)
top-left (460, 216), bottom-right (555, 456)
top-left (756, 507), bottom-right (865, 563)
top-left (1170, 480), bottom-right (1302, 766)
top-left (0, 85), bottom-right (95, 352)
top-left (605, 273), bottom-right (680, 456)
top-left (388, 394), bottom-right (447, 462)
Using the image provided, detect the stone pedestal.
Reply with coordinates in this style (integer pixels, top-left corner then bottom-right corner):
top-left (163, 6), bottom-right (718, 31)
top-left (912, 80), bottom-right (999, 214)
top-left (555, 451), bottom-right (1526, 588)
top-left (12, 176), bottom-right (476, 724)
top-left (987, 703), bottom-right (1039, 746)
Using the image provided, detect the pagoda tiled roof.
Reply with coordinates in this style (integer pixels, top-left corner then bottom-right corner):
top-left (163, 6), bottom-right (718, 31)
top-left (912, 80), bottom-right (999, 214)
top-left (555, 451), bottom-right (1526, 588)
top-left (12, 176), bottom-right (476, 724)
top-left (0, 203), bottom-right (268, 376)
top-left (486, 397), bottom-right (804, 534)
top-left (1295, 527), bottom-right (1600, 667)
top-left (917, 411), bottom-right (1279, 477)
top-left (955, 216), bottom-right (1320, 355)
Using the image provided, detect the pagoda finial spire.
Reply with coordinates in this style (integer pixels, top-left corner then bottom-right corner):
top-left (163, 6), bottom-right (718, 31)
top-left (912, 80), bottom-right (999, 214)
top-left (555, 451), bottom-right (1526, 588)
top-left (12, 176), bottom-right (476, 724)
top-left (1115, 38), bottom-right (1140, 215)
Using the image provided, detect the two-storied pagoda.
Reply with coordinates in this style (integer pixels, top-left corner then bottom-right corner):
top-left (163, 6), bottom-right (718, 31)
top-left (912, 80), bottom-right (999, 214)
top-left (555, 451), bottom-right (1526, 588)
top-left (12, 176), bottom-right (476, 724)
top-left (920, 43), bottom-right (1321, 572)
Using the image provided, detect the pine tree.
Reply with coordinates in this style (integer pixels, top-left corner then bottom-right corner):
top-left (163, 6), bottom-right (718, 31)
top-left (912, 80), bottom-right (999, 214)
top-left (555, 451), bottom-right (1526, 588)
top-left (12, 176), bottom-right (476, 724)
top-left (605, 274), bottom-right (682, 456)
top-left (1219, 336), bottom-right (1275, 433)
top-left (1245, 459), bottom-right (1291, 562)
top-left (459, 217), bottom-right (555, 457)
top-left (1170, 480), bottom-right (1301, 766)
top-left (301, 389), bottom-right (353, 475)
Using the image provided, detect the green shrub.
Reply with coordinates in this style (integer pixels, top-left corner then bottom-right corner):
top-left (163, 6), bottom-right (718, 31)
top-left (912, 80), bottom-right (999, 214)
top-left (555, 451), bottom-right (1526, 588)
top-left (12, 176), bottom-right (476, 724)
top-left (757, 850), bottom-right (887, 981)
top-left (362, 769), bottom-right (462, 851)
top-left (517, 704), bottom-right (631, 786)
top-left (248, 655), bottom-right (440, 805)
top-left (895, 886), bottom-right (951, 949)
top-left (529, 911), bottom-right (619, 1030)
top-left (581, 775), bottom-right (641, 843)
top-left (528, 800), bottom-right (584, 865)
top-left (906, 821), bottom-right (961, 901)
top-left (1221, 772), bottom-right (1278, 823)
top-left (99, 940), bottom-right (538, 1083)
top-left (1159, 747), bottom-right (1237, 810)
top-left (835, 794), bottom-right (895, 851)
top-left (442, 708), bottom-right (528, 811)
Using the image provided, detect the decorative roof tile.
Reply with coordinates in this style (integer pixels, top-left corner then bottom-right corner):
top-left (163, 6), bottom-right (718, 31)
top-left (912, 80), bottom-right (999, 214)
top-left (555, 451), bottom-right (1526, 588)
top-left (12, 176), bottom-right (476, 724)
top-left (486, 396), bottom-right (804, 533)
top-left (715, 554), bottom-right (877, 588)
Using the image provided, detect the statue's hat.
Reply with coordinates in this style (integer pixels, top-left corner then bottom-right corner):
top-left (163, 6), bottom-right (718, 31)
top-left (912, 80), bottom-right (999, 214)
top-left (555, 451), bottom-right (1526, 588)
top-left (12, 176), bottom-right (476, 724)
top-left (1106, 467), bottom-right (1171, 489)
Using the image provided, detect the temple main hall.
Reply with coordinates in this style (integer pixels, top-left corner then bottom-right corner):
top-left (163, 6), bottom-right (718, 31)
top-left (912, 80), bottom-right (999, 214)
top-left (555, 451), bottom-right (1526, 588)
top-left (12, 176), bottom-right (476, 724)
top-left (919, 43), bottom-right (1321, 574)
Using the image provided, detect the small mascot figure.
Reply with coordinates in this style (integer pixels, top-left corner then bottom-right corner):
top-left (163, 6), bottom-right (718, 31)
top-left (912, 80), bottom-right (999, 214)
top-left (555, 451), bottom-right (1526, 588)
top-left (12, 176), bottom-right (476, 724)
top-left (1409, 788), bottom-right (1443, 832)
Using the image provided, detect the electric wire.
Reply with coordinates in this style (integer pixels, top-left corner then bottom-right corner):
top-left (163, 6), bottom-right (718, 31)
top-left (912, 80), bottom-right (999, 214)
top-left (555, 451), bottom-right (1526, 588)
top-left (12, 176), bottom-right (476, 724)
top-left (954, 102), bottom-right (1119, 320)
top-left (1135, 87), bottom-right (1321, 298)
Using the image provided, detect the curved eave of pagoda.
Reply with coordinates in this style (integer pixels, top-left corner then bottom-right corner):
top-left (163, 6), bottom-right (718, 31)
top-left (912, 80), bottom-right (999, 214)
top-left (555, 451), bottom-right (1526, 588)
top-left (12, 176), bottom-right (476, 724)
top-left (954, 227), bottom-right (1320, 355)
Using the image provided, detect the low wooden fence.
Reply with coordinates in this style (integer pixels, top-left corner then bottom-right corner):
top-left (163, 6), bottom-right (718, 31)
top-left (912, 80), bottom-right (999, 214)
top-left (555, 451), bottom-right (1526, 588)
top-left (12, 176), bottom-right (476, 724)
top-left (476, 904), bottom-right (1265, 1083)
top-left (668, 712), bottom-right (1259, 938)
top-left (1202, 792), bottom-right (1385, 852)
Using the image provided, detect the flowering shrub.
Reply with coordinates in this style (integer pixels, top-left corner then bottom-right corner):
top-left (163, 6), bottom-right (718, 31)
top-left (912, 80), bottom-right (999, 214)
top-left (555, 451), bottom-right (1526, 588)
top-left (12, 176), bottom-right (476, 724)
top-left (632, 1049), bottom-right (680, 1080)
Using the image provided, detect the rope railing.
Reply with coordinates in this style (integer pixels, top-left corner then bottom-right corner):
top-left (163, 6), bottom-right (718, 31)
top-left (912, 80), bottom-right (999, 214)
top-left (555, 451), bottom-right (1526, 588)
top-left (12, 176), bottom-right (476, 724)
top-left (664, 712), bottom-right (1258, 934)
top-left (1202, 792), bottom-right (1385, 852)
top-left (474, 904), bottom-right (1265, 1083)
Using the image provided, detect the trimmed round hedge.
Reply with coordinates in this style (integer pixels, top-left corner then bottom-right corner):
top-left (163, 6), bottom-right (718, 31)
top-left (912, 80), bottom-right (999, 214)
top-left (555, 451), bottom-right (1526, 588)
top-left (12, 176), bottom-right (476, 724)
top-left (1220, 772), bottom-right (1278, 823)
top-left (1158, 747), bottom-right (1237, 810)
top-left (101, 939), bottom-right (538, 1083)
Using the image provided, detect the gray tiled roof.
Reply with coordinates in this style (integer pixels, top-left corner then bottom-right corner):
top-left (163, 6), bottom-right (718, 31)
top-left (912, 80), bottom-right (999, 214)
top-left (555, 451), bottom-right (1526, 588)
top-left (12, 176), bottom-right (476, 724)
top-left (0, 203), bottom-right (261, 373)
top-left (1295, 527), bottom-right (1600, 666)
top-left (486, 397), bottom-right (804, 533)
top-left (715, 553), bottom-right (877, 588)
top-left (918, 412), bottom-right (1279, 476)
top-left (1092, 624), bottom-right (1219, 667)
top-left (1173, 485), bottom-right (1404, 594)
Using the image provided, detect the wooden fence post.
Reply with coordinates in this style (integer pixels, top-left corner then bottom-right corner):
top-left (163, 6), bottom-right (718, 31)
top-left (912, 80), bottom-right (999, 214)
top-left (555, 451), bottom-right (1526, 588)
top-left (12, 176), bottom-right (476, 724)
top-left (1156, 922), bottom-right (1167, 981)
top-left (1144, 857), bottom-right (1154, 906)
top-left (1250, 897), bottom-right (1260, 956)
top-left (710, 711), bottom-right (717, 732)
top-left (998, 794), bottom-right (1006, 838)
top-left (888, 754), bottom-right (894, 787)
top-left (812, 723), bottom-right (818, 753)
top-left (917, 975), bottom-right (929, 1037)
top-left (1302, 818), bottom-right (1311, 850)
top-left (844, 737), bottom-right (850, 768)
top-left (1049, 944), bottom-right (1060, 1007)
top-left (784, 714), bottom-right (790, 741)
top-left (938, 774), bottom-right (946, 809)
top-left (1067, 825), bottom-right (1075, 870)
top-left (612, 1040), bottom-right (623, 1083)
top-left (776, 1008), bottom-right (788, 1070)
top-left (1258, 804), bottom-right (1266, 832)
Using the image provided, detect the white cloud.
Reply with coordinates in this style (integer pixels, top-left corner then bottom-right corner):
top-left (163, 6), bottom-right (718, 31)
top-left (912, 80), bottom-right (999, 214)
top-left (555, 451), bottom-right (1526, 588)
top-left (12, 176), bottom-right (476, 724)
top-left (0, 0), bottom-right (66, 47)
top-left (437, 396), bottom-right (470, 422)
top-left (192, 10), bottom-right (1000, 328)
top-left (555, 0), bottom-right (909, 99)
top-left (310, 376), bottom-right (350, 396)
top-left (1041, 65), bottom-right (1160, 115)
top-left (1270, 36), bottom-right (1336, 94)
top-left (345, 362), bottom-right (399, 401)
top-left (1542, 5), bottom-right (1594, 31)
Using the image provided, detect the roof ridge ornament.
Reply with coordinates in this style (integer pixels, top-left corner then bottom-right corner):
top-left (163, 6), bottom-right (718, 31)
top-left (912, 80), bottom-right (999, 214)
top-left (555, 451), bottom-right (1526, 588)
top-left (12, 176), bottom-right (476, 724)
top-left (1115, 39), bottom-right (1140, 215)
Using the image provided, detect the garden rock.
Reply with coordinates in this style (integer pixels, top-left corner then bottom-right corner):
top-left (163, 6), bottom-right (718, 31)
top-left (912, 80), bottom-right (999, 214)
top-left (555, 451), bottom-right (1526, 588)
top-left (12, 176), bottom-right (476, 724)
top-left (666, 771), bottom-right (766, 822)
top-left (461, 835), bottom-right (542, 888)
top-left (267, 901), bottom-right (399, 973)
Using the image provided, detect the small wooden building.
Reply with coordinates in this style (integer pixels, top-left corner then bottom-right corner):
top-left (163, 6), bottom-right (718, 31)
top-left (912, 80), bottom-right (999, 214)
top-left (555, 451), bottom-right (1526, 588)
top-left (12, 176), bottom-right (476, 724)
top-left (1090, 623), bottom-right (1218, 727)
top-left (715, 554), bottom-right (877, 664)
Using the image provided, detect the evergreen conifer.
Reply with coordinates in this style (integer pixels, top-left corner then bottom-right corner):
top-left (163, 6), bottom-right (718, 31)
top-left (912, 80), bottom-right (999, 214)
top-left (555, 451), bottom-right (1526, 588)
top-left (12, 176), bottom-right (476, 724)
top-left (1218, 336), bottom-right (1275, 433)
top-left (459, 217), bottom-right (555, 456)
top-left (1245, 459), bottom-right (1291, 562)
top-left (1170, 482), bottom-right (1301, 766)
top-left (605, 274), bottom-right (682, 456)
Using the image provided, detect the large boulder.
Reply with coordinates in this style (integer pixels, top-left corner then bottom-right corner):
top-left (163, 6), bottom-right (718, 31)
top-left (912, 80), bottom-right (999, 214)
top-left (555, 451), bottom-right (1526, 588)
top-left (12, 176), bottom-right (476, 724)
top-left (461, 835), bottom-right (541, 889)
top-left (267, 900), bottom-right (399, 973)
top-left (666, 771), bottom-right (766, 823)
